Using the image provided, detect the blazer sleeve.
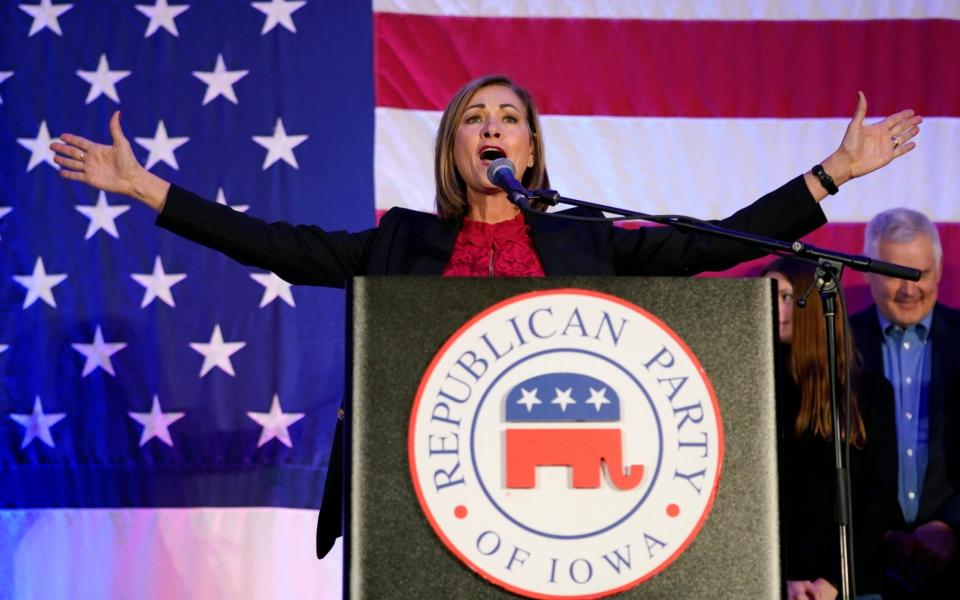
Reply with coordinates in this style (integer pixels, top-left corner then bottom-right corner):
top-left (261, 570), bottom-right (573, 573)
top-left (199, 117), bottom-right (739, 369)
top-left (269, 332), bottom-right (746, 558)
top-left (155, 184), bottom-right (377, 288)
top-left (609, 175), bottom-right (827, 276)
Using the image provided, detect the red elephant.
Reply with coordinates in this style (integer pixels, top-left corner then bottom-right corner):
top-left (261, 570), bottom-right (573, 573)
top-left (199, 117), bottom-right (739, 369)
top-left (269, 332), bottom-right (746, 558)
top-left (505, 428), bottom-right (643, 490)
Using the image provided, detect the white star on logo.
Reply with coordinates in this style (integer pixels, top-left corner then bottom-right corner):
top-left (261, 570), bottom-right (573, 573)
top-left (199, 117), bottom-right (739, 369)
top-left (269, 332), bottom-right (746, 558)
top-left (10, 396), bottom-right (66, 448)
top-left (19, 0), bottom-right (73, 37)
top-left (129, 395), bottom-right (185, 447)
top-left (17, 120), bottom-right (61, 172)
top-left (76, 54), bottom-right (131, 104)
top-left (516, 387), bottom-right (541, 412)
top-left (585, 387), bottom-right (612, 412)
top-left (0, 71), bottom-right (13, 104)
top-left (13, 256), bottom-right (67, 309)
top-left (134, 120), bottom-right (189, 170)
top-left (251, 0), bottom-right (306, 35)
top-left (190, 324), bottom-right (246, 377)
top-left (550, 387), bottom-right (576, 412)
top-left (193, 54), bottom-right (249, 105)
top-left (215, 187), bottom-right (249, 213)
top-left (250, 272), bottom-right (295, 308)
top-left (131, 255), bottom-right (187, 308)
top-left (247, 394), bottom-right (305, 448)
top-left (71, 325), bottom-right (127, 377)
top-left (252, 117), bottom-right (308, 170)
top-left (135, 0), bottom-right (189, 37)
top-left (75, 191), bottom-right (131, 239)
top-left (0, 206), bottom-right (11, 240)
top-left (0, 343), bottom-right (8, 355)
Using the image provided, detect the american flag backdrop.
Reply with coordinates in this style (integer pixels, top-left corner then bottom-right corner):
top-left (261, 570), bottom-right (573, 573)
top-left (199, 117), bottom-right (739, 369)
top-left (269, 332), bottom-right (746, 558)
top-left (1, 1), bottom-right (958, 599)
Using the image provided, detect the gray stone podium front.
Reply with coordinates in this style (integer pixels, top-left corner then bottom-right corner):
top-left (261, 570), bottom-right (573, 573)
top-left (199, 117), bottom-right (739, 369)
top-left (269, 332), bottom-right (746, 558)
top-left (344, 277), bottom-right (782, 599)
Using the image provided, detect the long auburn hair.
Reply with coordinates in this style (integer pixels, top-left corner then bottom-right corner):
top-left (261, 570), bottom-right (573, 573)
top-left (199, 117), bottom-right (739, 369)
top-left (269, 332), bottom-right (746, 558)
top-left (433, 75), bottom-right (551, 220)
top-left (763, 258), bottom-right (866, 447)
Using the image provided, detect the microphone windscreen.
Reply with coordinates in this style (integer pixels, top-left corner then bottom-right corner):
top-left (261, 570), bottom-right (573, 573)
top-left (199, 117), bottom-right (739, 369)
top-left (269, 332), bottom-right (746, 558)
top-left (487, 158), bottom-right (516, 184)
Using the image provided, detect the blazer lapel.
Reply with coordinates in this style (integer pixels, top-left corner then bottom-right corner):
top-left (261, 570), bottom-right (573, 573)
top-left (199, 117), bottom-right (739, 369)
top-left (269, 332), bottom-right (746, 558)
top-left (926, 304), bottom-right (953, 465)
top-left (524, 210), bottom-right (601, 276)
top-left (857, 309), bottom-right (886, 376)
top-left (408, 217), bottom-right (461, 275)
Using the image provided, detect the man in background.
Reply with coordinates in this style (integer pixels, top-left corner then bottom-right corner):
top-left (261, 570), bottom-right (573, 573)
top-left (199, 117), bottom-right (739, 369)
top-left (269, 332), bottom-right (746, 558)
top-left (852, 208), bottom-right (959, 598)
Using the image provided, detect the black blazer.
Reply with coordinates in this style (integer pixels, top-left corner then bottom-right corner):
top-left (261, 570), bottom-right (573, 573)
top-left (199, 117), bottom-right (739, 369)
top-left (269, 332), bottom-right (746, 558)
top-left (850, 303), bottom-right (960, 590)
top-left (156, 175), bottom-right (826, 558)
top-left (158, 176), bottom-right (824, 283)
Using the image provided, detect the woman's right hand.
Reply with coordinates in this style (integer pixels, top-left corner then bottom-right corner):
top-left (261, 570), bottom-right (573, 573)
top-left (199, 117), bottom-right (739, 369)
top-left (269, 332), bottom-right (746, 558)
top-left (50, 111), bottom-right (170, 211)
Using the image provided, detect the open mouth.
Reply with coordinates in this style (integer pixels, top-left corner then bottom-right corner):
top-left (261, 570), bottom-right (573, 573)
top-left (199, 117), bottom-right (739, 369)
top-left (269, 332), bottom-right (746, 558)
top-left (479, 147), bottom-right (506, 161)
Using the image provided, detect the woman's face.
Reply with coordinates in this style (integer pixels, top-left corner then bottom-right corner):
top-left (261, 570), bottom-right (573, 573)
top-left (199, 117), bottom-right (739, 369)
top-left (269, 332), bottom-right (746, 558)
top-left (769, 271), bottom-right (795, 343)
top-left (453, 85), bottom-right (534, 202)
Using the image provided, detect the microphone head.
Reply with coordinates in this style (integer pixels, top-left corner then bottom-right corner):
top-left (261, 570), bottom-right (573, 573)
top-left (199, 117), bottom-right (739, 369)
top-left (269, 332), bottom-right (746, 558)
top-left (487, 157), bottom-right (516, 185)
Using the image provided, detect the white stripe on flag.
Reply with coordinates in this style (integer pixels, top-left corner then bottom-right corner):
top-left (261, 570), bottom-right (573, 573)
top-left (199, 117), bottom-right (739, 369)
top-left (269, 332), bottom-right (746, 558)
top-left (374, 0), bottom-right (960, 20)
top-left (0, 508), bottom-right (341, 600)
top-left (375, 108), bottom-right (960, 222)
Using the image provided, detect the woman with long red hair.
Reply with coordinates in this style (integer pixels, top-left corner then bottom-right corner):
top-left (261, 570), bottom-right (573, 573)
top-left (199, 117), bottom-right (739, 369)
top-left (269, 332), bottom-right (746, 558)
top-left (763, 257), bottom-right (867, 600)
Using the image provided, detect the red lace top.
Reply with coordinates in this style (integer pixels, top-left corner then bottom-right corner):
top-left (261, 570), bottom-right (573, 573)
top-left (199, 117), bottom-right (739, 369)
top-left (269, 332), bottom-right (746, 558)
top-left (442, 213), bottom-right (546, 277)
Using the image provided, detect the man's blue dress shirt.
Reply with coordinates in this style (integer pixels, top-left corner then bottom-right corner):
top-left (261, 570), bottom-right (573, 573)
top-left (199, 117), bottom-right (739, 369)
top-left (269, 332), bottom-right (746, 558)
top-left (878, 309), bottom-right (933, 523)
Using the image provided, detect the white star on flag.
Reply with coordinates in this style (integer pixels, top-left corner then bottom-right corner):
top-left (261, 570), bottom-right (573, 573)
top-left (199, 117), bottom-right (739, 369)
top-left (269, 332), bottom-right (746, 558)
top-left (135, 0), bottom-right (190, 37)
top-left (516, 388), bottom-right (541, 412)
top-left (550, 387), bottom-right (576, 412)
top-left (0, 344), bottom-right (8, 355)
top-left (215, 187), bottom-right (249, 213)
top-left (250, 272), bottom-right (295, 308)
top-left (75, 191), bottom-right (131, 239)
top-left (135, 120), bottom-right (189, 170)
top-left (131, 256), bottom-right (187, 308)
top-left (247, 394), bottom-right (305, 448)
top-left (193, 54), bottom-right (249, 105)
top-left (10, 396), bottom-right (66, 449)
top-left (252, 0), bottom-right (306, 35)
top-left (17, 120), bottom-right (60, 172)
top-left (190, 324), bottom-right (246, 377)
top-left (253, 117), bottom-right (308, 170)
top-left (71, 325), bottom-right (127, 377)
top-left (76, 54), bottom-right (131, 104)
top-left (0, 71), bottom-right (13, 104)
top-left (19, 0), bottom-right (73, 37)
top-left (129, 395), bottom-right (186, 447)
top-left (0, 206), bottom-right (11, 240)
top-left (13, 256), bottom-right (67, 309)
top-left (586, 387), bottom-right (612, 411)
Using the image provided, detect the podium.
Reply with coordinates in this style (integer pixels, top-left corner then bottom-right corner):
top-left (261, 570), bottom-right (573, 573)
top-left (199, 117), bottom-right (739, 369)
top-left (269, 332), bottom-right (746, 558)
top-left (344, 277), bottom-right (782, 599)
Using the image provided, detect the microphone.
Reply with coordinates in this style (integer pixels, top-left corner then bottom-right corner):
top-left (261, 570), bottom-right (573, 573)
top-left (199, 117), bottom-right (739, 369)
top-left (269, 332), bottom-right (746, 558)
top-left (486, 158), bottom-right (530, 209)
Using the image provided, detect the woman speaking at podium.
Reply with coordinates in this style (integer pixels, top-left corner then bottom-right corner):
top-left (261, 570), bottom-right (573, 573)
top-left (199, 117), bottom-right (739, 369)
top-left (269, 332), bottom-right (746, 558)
top-left (49, 74), bottom-right (921, 558)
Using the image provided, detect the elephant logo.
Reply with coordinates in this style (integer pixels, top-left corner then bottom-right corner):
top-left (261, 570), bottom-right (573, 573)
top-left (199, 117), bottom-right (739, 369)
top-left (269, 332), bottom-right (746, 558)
top-left (504, 373), bottom-right (643, 490)
top-left (409, 289), bottom-right (723, 599)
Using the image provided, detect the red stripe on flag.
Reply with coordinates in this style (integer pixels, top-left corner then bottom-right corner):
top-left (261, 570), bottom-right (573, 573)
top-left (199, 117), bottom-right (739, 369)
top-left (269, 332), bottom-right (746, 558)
top-left (375, 13), bottom-right (960, 118)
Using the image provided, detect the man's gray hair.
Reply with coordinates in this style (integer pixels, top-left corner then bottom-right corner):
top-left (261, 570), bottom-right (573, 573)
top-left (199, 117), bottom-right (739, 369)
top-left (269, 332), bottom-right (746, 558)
top-left (863, 208), bottom-right (942, 264)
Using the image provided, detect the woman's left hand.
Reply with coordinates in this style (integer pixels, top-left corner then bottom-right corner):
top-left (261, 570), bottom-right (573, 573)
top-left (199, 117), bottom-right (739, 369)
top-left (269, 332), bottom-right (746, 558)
top-left (804, 92), bottom-right (921, 201)
top-left (826, 92), bottom-right (922, 184)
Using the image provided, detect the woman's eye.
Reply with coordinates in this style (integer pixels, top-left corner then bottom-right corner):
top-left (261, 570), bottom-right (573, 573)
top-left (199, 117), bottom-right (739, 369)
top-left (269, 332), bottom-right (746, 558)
top-left (503, 115), bottom-right (518, 124)
top-left (782, 293), bottom-right (794, 302)
top-left (465, 114), bottom-right (481, 124)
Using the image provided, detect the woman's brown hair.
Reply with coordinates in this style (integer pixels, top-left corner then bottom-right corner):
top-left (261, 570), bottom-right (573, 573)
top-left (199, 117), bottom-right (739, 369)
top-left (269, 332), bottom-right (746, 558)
top-left (433, 75), bottom-right (551, 220)
top-left (763, 257), bottom-right (866, 447)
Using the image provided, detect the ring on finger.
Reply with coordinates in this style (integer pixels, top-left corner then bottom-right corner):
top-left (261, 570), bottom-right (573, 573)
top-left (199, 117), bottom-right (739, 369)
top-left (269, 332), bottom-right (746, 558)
top-left (892, 135), bottom-right (900, 149)
top-left (80, 151), bottom-right (86, 161)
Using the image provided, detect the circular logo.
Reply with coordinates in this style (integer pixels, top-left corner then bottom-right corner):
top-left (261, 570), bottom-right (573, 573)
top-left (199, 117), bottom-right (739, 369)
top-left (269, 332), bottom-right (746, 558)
top-left (409, 289), bottom-right (723, 598)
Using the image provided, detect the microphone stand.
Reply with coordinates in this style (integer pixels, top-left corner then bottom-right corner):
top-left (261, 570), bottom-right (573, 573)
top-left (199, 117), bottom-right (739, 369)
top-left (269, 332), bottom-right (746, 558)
top-left (526, 189), bottom-right (920, 600)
